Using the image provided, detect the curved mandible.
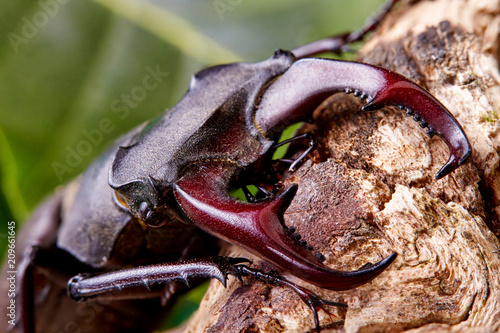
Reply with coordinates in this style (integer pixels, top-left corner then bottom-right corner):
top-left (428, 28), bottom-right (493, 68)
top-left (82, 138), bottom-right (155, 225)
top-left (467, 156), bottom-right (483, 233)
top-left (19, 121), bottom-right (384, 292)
top-left (173, 161), bottom-right (396, 291)
top-left (254, 58), bottom-right (471, 179)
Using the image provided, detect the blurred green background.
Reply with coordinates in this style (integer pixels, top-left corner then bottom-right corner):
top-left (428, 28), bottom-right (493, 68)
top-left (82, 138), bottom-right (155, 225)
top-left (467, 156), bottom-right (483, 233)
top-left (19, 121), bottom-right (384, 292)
top-left (0, 0), bottom-right (386, 328)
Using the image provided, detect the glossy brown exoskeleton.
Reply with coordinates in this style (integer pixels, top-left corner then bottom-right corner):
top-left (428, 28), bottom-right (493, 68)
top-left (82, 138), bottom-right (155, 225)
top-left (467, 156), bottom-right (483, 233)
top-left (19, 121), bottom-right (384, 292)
top-left (1, 1), bottom-right (471, 332)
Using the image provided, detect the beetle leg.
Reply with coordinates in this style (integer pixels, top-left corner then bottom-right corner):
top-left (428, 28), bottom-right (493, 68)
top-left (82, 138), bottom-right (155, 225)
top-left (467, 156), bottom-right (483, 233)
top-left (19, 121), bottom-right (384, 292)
top-left (173, 161), bottom-right (396, 291)
top-left (273, 132), bottom-right (315, 171)
top-left (291, 0), bottom-right (401, 59)
top-left (236, 264), bottom-right (346, 333)
top-left (254, 58), bottom-right (471, 179)
top-left (68, 257), bottom-right (250, 301)
top-left (241, 186), bottom-right (255, 203)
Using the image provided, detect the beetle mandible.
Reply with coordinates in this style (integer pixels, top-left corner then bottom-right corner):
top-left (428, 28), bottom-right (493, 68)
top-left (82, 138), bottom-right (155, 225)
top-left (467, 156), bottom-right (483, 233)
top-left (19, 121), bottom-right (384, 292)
top-left (1, 0), bottom-right (471, 332)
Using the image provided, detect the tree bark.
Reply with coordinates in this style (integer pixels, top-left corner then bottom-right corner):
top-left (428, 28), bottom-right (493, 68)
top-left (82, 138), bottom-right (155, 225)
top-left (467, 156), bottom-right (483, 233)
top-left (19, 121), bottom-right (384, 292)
top-left (167, 0), bottom-right (500, 332)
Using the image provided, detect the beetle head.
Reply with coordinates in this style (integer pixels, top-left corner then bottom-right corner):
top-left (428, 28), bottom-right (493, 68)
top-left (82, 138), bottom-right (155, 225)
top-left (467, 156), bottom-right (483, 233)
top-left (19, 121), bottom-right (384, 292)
top-left (111, 175), bottom-right (169, 227)
top-left (109, 143), bottom-right (170, 227)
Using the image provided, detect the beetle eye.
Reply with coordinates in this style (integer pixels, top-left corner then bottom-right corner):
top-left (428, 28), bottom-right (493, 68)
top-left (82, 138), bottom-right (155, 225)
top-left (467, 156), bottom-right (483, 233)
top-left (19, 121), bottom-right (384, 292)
top-left (139, 201), bottom-right (152, 220)
top-left (139, 201), bottom-right (167, 228)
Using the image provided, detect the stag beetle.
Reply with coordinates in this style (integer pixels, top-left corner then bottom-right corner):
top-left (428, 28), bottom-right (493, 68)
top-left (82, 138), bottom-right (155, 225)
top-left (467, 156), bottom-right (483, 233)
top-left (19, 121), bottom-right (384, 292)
top-left (1, 0), bottom-right (471, 332)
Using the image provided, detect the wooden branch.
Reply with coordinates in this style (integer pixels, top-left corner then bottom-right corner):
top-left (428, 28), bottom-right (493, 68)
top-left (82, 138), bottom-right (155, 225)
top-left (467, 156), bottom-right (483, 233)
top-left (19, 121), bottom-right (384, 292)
top-left (166, 0), bottom-right (500, 331)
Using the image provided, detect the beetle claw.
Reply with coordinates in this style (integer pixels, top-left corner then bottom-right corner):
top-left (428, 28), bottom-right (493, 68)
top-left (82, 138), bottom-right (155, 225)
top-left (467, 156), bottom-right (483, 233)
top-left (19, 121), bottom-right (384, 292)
top-left (255, 58), bottom-right (471, 179)
top-left (174, 161), bottom-right (397, 290)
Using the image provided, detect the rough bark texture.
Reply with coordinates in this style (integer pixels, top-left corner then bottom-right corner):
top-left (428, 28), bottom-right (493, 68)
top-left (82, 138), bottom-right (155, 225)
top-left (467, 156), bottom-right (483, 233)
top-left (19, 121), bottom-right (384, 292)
top-left (167, 0), bottom-right (500, 332)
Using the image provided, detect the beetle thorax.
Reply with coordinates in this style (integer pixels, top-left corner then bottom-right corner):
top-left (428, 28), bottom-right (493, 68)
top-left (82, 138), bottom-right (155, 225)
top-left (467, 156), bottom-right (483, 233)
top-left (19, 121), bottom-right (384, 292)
top-left (108, 51), bottom-right (295, 219)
